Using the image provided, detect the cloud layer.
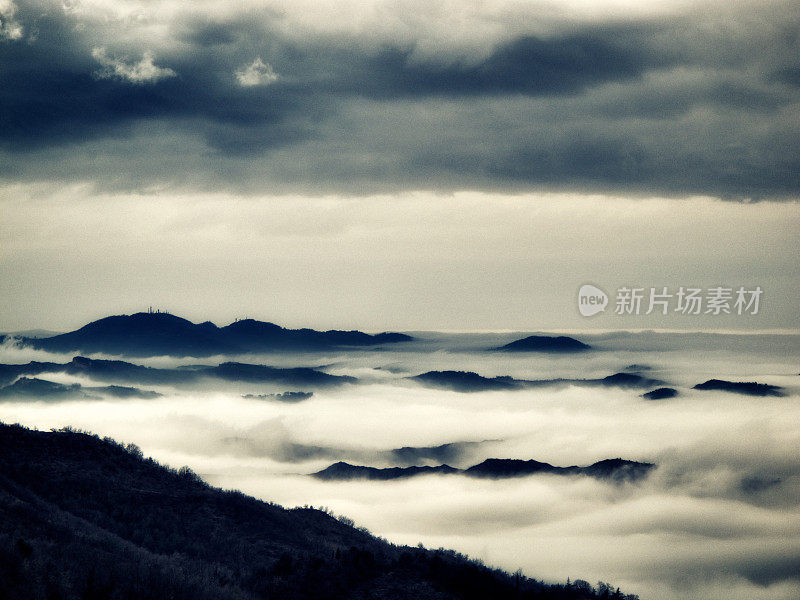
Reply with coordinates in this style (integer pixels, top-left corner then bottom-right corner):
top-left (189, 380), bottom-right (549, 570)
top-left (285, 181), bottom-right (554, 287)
top-left (0, 335), bottom-right (798, 600)
top-left (1, 0), bottom-right (798, 197)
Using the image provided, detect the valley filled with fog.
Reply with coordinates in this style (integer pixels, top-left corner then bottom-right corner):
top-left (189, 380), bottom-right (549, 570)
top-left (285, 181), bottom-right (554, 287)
top-left (1, 331), bottom-right (798, 600)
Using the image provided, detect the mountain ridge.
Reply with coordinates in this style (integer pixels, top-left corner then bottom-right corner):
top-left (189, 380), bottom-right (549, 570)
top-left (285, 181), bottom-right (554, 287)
top-left (314, 457), bottom-right (655, 483)
top-left (15, 312), bottom-right (413, 357)
top-left (0, 376), bottom-right (161, 401)
top-left (0, 356), bottom-right (354, 388)
top-left (693, 379), bottom-right (785, 397)
top-left (411, 370), bottom-right (666, 392)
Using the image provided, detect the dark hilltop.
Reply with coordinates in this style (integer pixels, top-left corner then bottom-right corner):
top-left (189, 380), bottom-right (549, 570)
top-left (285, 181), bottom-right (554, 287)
top-left (412, 371), bottom-right (523, 393)
top-left (314, 461), bottom-right (461, 481)
top-left (7, 312), bottom-right (413, 357)
top-left (641, 387), bottom-right (679, 400)
top-left (693, 379), bottom-right (785, 397)
top-left (494, 335), bottom-right (591, 353)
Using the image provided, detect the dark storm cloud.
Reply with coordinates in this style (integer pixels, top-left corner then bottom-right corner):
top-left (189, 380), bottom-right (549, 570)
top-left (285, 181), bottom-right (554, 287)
top-left (343, 28), bottom-right (673, 99)
top-left (1, 7), bottom-right (665, 144)
top-left (0, 4), bottom-right (316, 154)
top-left (2, 0), bottom-right (799, 197)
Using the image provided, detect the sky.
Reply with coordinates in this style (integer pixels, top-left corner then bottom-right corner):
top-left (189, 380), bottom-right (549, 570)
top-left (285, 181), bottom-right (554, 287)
top-left (1, 0), bottom-right (799, 332)
top-left (2, 5), bottom-right (800, 598)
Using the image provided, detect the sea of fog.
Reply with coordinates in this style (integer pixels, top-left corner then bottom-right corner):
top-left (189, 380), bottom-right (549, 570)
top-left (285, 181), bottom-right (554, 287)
top-left (1, 331), bottom-right (799, 600)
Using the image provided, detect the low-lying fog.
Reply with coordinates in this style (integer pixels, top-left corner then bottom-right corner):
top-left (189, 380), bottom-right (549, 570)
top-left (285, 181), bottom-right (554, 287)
top-left (1, 331), bottom-right (798, 600)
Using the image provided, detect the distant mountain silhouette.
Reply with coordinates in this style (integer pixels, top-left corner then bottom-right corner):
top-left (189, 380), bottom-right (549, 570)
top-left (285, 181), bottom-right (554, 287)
top-left (693, 379), bottom-right (785, 397)
top-left (29, 313), bottom-right (233, 356)
top-left (90, 384), bottom-right (162, 399)
top-left (597, 372), bottom-right (665, 388)
top-left (314, 462), bottom-right (460, 481)
top-left (0, 360), bottom-right (64, 386)
top-left (222, 318), bottom-right (412, 351)
top-left (494, 335), bottom-right (591, 353)
top-left (207, 362), bottom-right (354, 386)
top-left (0, 356), bottom-right (354, 388)
top-left (0, 377), bottom-right (85, 400)
top-left (641, 387), bottom-right (679, 400)
top-left (464, 458), bottom-right (565, 478)
top-left (0, 377), bottom-right (161, 401)
top-left (314, 457), bottom-right (655, 484)
top-left (580, 459), bottom-right (656, 483)
top-left (242, 391), bottom-right (314, 402)
top-left (65, 355), bottom-right (191, 384)
top-left (412, 370), bottom-right (524, 392)
top-left (0, 422), bottom-right (637, 600)
top-left (465, 458), bottom-right (654, 483)
top-left (2, 358), bottom-right (669, 393)
top-left (22, 312), bottom-right (413, 357)
top-left (411, 370), bottom-right (666, 392)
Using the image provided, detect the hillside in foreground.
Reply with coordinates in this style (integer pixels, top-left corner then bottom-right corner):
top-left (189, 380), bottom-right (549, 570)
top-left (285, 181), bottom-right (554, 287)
top-left (0, 422), bottom-right (639, 600)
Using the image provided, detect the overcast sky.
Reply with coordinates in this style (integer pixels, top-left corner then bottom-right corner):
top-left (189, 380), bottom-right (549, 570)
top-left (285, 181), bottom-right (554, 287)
top-left (1, 0), bottom-right (799, 332)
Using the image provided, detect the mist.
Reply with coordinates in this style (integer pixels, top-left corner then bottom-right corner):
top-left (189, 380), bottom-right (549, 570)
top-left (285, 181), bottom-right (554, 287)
top-left (0, 331), bottom-right (798, 599)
